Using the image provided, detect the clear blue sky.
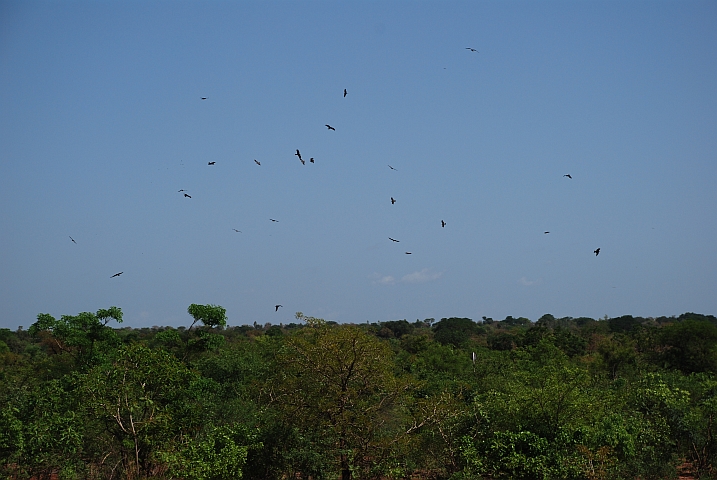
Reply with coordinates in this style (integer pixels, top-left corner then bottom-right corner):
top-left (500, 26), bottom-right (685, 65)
top-left (1, 1), bottom-right (715, 329)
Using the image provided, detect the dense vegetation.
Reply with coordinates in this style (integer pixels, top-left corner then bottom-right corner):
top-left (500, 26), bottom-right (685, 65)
top-left (2, 306), bottom-right (717, 479)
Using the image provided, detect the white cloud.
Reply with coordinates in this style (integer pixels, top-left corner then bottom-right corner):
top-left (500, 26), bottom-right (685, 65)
top-left (370, 273), bottom-right (396, 285)
top-left (401, 269), bottom-right (443, 284)
top-left (519, 276), bottom-right (542, 286)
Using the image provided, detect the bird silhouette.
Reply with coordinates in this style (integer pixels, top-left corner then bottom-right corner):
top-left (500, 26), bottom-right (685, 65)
top-left (232, 229), bottom-right (242, 233)
top-left (344, 89), bottom-right (347, 97)
top-left (295, 149), bottom-right (304, 164)
top-left (178, 189), bottom-right (186, 192)
top-left (405, 252), bottom-right (412, 255)
top-left (275, 304), bottom-right (282, 312)
top-left (442, 220), bottom-right (446, 228)
top-left (594, 248), bottom-right (601, 256)
top-left (254, 159), bottom-right (261, 165)
top-left (110, 272), bottom-right (123, 278)
top-left (391, 197), bottom-right (396, 204)
top-left (184, 193), bottom-right (191, 198)
top-left (389, 237), bottom-right (400, 242)
top-left (201, 97), bottom-right (207, 100)
top-left (466, 47), bottom-right (478, 52)
top-left (564, 174), bottom-right (572, 179)
top-left (544, 231), bottom-right (550, 234)
top-left (270, 219), bottom-right (279, 222)
top-left (208, 161), bottom-right (216, 165)
top-left (388, 165), bottom-right (397, 171)
top-left (69, 236), bottom-right (77, 244)
top-left (325, 124), bottom-right (335, 131)
top-left (309, 157), bottom-right (314, 163)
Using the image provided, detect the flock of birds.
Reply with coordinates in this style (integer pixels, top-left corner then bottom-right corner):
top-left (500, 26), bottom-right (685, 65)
top-left (67, 47), bottom-right (602, 311)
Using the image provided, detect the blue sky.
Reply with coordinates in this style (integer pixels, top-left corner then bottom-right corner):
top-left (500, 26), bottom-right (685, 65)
top-left (1, 1), bottom-right (715, 329)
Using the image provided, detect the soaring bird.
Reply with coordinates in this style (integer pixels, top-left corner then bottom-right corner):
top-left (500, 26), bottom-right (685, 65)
top-left (594, 248), bottom-right (601, 256)
top-left (389, 237), bottom-right (400, 242)
top-left (178, 189), bottom-right (186, 192)
top-left (275, 304), bottom-right (282, 312)
top-left (391, 197), bottom-right (396, 205)
top-left (232, 229), bottom-right (242, 233)
top-left (388, 165), bottom-right (397, 171)
top-left (405, 252), bottom-right (412, 255)
top-left (270, 219), bottom-right (279, 222)
top-left (254, 159), bottom-right (261, 165)
top-left (325, 124), bottom-right (335, 131)
top-left (544, 231), bottom-right (550, 234)
top-left (110, 272), bottom-right (123, 278)
top-left (208, 161), bottom-right (216, 165)
top-left (201, 97), bottom-right (207, 100)
top-left (442, 220), bottom-right (446, 228)
top-left (184, 193), bottom-right (192, 198)
top-left (69, 236), bottom-right (77, 244)
top-left (564, 174), bottom-right (572, 179)
top-left (344, 89), bottom-right (347, 97)
top-left (295, 149), bottom-right (304, 164)
top-left (466, 47), bottom-right (478, 52)
top-left (309, 157), bottom-right (314, 163)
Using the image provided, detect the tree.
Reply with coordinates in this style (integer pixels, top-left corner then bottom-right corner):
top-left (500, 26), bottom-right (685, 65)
top-left (433, 318), bottom-right (477, 347)
top-left (187, 304), bottom-right (227, 330)
top-left (268, 323), bottom-right (412, 480)
top-left (658, 320), bottom-right (717, 374)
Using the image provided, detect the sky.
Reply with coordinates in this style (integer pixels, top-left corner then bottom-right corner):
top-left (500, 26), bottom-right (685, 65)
top-left (1, 1), bottom-right (716, 329)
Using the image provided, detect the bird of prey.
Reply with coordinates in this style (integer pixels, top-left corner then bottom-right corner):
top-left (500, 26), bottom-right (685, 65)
top-left (208, 161), bottom-right (216, 165)
top-left (442, 220), bottom-right (446, 228)
top-left (325, 124), bottom-right (335, 131)
top-left (254, 159), bottom-right (261, 165)
top-left (466, 47), bottom-right (478, 52)
top-left (201, 97), bottom-right (207, 100)
top-left (405, 252), bottom-right (412, 255)
top-left (295, 149), bottom-right (304, 164)
top-left (389, 237), bottom-right (399, 242)
top-left (275, 304), bottom-right (282, 312)
top-left (270, 219), bottom-right (279, 222)
top-left (232, 229), bottom-right (242, 233)
top-left (564, 174), bottom-right (572, 179)
top-left (594, 248), bottom-right (601, 256)
top-left (388, 165), bottom-right (397, 171)
top-left (309, 157), bottom-right (314, 163)
top-left (344, 89), bottom-right (347, 97)
top-left (184, 193), bottom-right (192, 198)
top-left (110, 272), bottom-right (123, 278)
top-left (544, 231), bottom-right (550, 234)
top-left (391, 197), bottom-right (396, 204)
top-left (69, 236), bottom-right (77, 244)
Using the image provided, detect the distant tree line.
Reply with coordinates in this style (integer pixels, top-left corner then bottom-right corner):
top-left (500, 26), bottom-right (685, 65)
top-left (2, 307), bottom-right (717, 479)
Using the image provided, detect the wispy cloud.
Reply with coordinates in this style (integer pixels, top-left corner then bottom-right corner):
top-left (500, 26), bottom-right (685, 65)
top-left (519, 276), bottom-right (542, 286)
top-left (401, 269), bottom-right (443, 284)
top-left (371, 273), bottom-right (396, 285)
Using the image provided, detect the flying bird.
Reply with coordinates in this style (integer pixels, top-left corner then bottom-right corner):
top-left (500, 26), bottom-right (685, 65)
top-left (275, 304), bottom-right (282, 312)
top-left (564, 174), bottom-right (572, 179)
top-left (270, 219), bottom-right (279, 222)
top-left (69, 236), bottom-right (77, 244)
top-left (110, 272), bottom-right (123, 278)
top-left (309, 157), bottom-right (314, 163)
top-left (178, 189), bottom-right (186, 192)
top-left (232, 229), bottom-right (242, 233)
top-left (594, 248), bottom-right (601, 256)
top-left (544, 231), bottom-right (550, 234)
top-left (325, 124), bottom-right (335, 131)
top-left (389, 237), bottom-right (400, 242)
top-left (442, 220), bottom-right (446, 228)
top-left (254, 159), bottom-right (261, 165)
top-left (201, 97), bottom-right (207, 100)
top-left (405, 252), bottom-right (412, 255)
top-left (344, 89), bottom-right (347, 97)
top-left (295, 149), bottom-right (304, 164)
top-left (391, 197), bottom-right (396, 205)
top-left (208, 161), bottom-right (216, 165)
top-left (388, 165), bottom-right (397, 171)
top-left (184, 193), bottom-right (192, 198)
top-left (466, 47), bottom-right (478, 52)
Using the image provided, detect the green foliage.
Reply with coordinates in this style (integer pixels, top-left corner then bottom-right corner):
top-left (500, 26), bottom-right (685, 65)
top-left (433, 317), bottom-right (477, 347)
top-left (658, 319), bottom-right (717, 373)
top-left (187, 303), bottom-right (227, 330)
